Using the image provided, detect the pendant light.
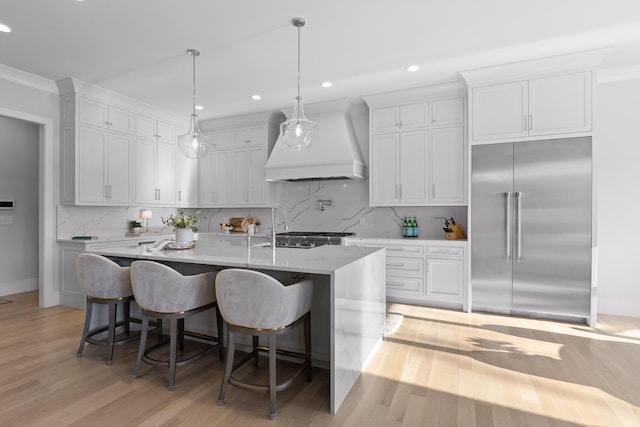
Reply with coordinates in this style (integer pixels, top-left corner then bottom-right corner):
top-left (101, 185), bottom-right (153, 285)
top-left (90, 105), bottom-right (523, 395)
top-left (178, 49), bottom-right (211, 159)
top-left (280, 17), bottom-right (317, 151)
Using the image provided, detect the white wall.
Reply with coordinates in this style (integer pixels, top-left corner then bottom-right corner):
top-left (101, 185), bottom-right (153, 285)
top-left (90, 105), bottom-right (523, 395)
top-left (0, 76), bottom-right (59, 305)
top-left (0, 117), bottom-right (39, 295)
top-left (595, 78), bottom-right (640, 317)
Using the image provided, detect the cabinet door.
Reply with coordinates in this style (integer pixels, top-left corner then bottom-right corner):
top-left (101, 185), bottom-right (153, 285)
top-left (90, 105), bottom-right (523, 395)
top-left (426, 258), bottom-right (464, 301)
top-left (233, 124), bottom-right (266, 147)
top-left (136, 114), bottom-right (157, 140)
top-left (247, 146), bottom-right (268, 205)
top-left (231, 149), bottom-right (249, 204)
top-left (198, 154), bottom-right (216, 206)
top-left (155, 143), bottom-right (176, 204)
top-left (371, 107), bottom-right (400, 133)
top-left (79, 97), bottom-right (108, 129)
top-left (211, 128), bottom-right (233, 148)
top-left (135, 139), bottom-right (157, 204)
top-left (213, 150), bottom-right (232, 204)
top-left (472, 81), bottom-right (528, 141)
top-left (107, 106), bottom-right (134, 134)
top-left (431, 126), bottom-right (465, 204)
top-left (432, 97), bottom-right (464, 126)
top-left (529, 72), bottom-right (592, 136)
top-left (78, 126), bottom-right (107, 203)
top-left (399, 130), bottom-right (429, 204)
top-left (399, 103), bottom-right (429, 131)
top-left (370, 133), bottom-right (400, 205)
top-left (106, 133), bottom-right (134, 204)
top-left (175, 152), bottom-right (198, 206)
top-left (156, 120), bottom-right (176, 143)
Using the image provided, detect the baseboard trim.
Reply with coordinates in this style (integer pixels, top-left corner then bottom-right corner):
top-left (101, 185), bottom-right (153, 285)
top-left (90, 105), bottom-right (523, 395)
top-left (0, 278), bottom-right (38, 297)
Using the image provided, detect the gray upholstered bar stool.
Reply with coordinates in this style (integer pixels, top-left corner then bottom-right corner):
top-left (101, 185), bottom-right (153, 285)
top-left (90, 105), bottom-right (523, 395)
top-left (215, 269), bottom-right (313, 420)
top-left (76, 253), bottom-right (138, 365)
top-left (130, 260), bottom-right (224, 391)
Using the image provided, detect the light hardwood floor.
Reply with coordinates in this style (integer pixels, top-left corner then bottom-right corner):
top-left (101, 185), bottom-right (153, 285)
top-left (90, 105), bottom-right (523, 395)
top-left (1, 292), bottom-right (639, 426)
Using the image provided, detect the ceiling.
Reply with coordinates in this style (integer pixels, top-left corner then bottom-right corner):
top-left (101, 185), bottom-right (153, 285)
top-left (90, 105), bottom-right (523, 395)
top-left (2, 0), bottom-right (640, 120)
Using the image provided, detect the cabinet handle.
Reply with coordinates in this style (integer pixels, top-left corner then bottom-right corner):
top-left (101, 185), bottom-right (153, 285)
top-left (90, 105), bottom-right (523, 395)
top-left (387, 281), bottom-right (405, 288)
top-left (245, 190), bottom-right (250, 201)
top-left (104, 185), bottom-right (108, 199)
top-left (432, 183), bottom-right (436, 197)
top-left (387, 262), bottom-right (405, 267)
top-left (212, 191), bottom-right (217, 202)
top-left (399, 184), bottom-right (402, 199)
top-left (178, 190), bottom-right (182, 202)
top-left (523, 115), bottom-right (527, 132)
top-left (529, 114), bottom-right (533, 131)
top-left (157, 188), bottom-right (161, 200)
top-left (108, 185), bottom-right (112, 199)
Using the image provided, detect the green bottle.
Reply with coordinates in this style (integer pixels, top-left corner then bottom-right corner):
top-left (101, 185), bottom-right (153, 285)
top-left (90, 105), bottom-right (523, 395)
top-left (412, 217), bottom-right (418, 238)
top-left (402, 217), bottom-right (408, 237)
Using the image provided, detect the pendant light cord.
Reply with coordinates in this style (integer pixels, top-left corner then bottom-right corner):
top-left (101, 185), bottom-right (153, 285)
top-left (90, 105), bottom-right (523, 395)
top-left (192, 51), bottom-right (197, 117)
top-left (297, 23), bottom-right (301, 103)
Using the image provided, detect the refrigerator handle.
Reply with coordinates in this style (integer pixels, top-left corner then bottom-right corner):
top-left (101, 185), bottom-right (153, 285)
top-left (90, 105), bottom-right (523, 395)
top-left (516, 191), bottom-right (523, 262)
top-left (504, 192), bottom-right (512, 261)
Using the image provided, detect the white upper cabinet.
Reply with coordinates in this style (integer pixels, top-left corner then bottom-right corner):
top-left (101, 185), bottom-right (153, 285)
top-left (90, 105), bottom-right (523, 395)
top-left (470, 72), bottom-right (592, 143)
top-left (233, 124), bottom-right (266, 147)
top-left (77, 126), bottom-right (134, 204)
top-left (366, 88), bottom-right (467, 207)
top-left (432, 97), bottom-right (465, 127)
top-left (472, 81), bottom-right (528, 141)
top-left (528, 72), bottom-right (592, 136)
top-left (431, 125), bottom-right (465, 204)
top-left (198, 111), bottom-right (283, 208)
top-left (136, 114), bottom-right (176, 143)
top-left (78, 96), bottom-right (134, 134)
top-left (371, 102), bottom-right (429, 133)
top-left (135, 139), bottom-right (176, 205)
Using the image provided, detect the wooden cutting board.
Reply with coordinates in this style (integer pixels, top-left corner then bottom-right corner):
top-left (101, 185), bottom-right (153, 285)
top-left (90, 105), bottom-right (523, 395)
top-left (229, 217), bottom-right (260, 232)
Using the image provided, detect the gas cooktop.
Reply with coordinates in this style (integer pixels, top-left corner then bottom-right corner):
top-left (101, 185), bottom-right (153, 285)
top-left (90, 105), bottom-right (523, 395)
top-left (275, 231), bottom-right (354, 248)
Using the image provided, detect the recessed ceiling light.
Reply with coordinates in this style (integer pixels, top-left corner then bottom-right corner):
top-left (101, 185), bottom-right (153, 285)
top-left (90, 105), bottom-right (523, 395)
top-left (407, 65), bottom-right (420, 72)
top-left (0, 23), bottom-right (12, 33)
top-left (195, 105), bottom-right (203, 110)
top-left (251, 94), bottom-right (262, 100)
top-left (321, 81), bottom-right (332, 88)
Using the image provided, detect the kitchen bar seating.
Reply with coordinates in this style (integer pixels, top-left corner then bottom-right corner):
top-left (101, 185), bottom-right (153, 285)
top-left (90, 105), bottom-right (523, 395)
top-left (75, 253), bottom-right (138, 365)
top-left (215, 269), bottom-right (313, 420)
top-left (130, 261), bottom-right (224, 390)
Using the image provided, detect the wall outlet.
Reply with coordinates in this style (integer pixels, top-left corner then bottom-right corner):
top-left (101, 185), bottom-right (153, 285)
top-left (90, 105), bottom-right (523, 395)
top-left (0, 215), bottom-right (13, 225)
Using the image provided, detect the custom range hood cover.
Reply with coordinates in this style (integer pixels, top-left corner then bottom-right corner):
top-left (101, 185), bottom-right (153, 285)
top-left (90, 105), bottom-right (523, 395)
top-left (265, 98), bottom-right (367, 181)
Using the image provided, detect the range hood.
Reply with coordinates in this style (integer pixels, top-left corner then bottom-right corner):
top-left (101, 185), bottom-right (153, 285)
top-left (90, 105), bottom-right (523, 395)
top-left (265, 98), bottom-right (367, 181)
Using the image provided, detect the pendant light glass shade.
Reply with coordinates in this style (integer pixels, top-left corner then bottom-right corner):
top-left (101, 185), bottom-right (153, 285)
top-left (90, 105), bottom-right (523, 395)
top-left (280, 96), bottom-right (317, 150)
top-left (281, 17), bottom-right (316, 151)
top-left (178, 49), bottom-right (211, 159)
top-left (178, 113), bottom-right (210, 159)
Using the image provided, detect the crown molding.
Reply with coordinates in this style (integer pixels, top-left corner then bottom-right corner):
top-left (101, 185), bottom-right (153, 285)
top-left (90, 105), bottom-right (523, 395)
top-left (0, 64), bottom-right (58, 94)
top-left (598, 64), bottom-right (640, 83)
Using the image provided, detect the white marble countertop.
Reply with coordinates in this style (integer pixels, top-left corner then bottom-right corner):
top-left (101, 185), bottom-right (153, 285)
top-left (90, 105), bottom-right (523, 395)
top-left (88, 238), bottom-right (384, 275)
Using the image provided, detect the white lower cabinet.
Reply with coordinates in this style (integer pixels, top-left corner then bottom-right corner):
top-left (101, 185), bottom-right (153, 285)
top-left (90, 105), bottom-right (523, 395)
top-left (345, 238), bottom-right (467, 309)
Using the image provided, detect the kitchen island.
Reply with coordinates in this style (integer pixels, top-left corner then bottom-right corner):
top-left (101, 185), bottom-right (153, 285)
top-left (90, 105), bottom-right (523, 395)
top-left (88, 237), bottom-right (386, 414)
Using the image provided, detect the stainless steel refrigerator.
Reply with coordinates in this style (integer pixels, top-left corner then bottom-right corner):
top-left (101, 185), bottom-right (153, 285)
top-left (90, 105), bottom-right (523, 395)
top-left (471, 137), bottom-right (593, 322)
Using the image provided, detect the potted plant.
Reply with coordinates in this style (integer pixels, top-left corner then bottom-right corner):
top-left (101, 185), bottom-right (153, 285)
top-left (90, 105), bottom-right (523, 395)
top-left (162, 210), bottom-right (200, 243)
top-left (130, 220), bottom-right (143, 234)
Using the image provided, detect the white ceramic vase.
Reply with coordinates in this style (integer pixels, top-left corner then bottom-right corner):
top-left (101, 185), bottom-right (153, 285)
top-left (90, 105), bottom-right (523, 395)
top-left (175, 228), bottom-right (194, 243)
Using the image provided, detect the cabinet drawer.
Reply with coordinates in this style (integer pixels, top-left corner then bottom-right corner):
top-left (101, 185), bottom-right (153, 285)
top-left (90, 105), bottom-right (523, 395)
top-left (386, 256), bottom-right (424, 277)
top-left (384, 244), bottom-right (425, 257)
top-left (386, 276), bottom-right (424, 296)
top-left (426, 246), bottom-right (464, 258)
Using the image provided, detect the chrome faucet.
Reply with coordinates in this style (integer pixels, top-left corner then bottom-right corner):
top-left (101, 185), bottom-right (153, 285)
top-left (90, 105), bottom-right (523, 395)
top-left (271, 203), bottom-right (289, 251)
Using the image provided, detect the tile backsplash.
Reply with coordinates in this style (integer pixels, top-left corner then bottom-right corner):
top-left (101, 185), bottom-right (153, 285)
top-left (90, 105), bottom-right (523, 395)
top-left (56, 180), bottom-right (467, 240)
